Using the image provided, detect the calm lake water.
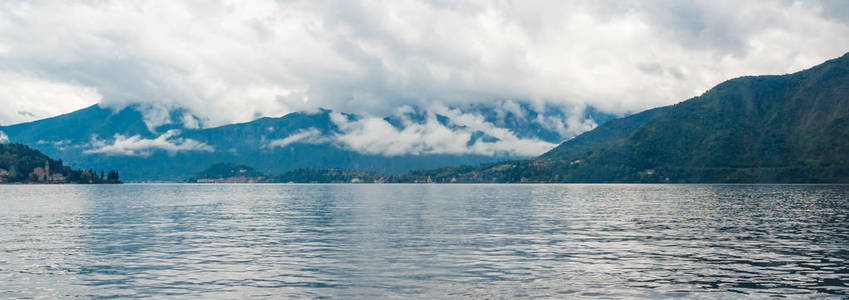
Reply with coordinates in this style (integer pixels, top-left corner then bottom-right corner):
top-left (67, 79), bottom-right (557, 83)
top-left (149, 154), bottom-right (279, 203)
top-left (1, 184), bottom-right (847, 299)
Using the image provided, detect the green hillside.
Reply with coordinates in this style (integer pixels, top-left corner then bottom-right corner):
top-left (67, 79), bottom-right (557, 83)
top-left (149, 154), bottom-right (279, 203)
top-left (562, 52), bottom-right (849, 182)
top-left (399, 52), bottom-right (849, 183)
top-left (186, 163), bottom-right (265, 182)
top-left (0, 143), bottom-right (120, 184)
top-left (272, 168), bottom-right (383, 183)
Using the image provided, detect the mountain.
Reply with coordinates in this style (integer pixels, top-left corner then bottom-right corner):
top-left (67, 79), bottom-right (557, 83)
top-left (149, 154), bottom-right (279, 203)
top-left (191, 162), bottom-right (264, 179)
top-left (185, 163), bottom-right (266, 183)
top-left (0, 104), bottom-right (193, 143)
top-left (186, 163), bottom-right (386, 183)
top-left (0, 102), bottom-right (615, 181)
top-left (400, 52), bottom-right (849, 183)
top-left (271, 168), bottom-right (384, 183)
top-left (0, 143), bottom-right (120, 184)
top-left (539, 105), bottom-right (671, 162)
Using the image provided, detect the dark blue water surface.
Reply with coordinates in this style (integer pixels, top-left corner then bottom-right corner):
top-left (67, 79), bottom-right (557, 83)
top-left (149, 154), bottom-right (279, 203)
top-left (1, 184), bottom-right (848, 298)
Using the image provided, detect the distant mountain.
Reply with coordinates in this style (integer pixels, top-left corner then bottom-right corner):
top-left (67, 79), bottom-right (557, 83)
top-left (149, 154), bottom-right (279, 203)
top-left (272, 168), bottom-right (383, 183)
top-left (0, 104), bottom-right (194, 143)
top-left (193, 162), bottom-right (264, 179)
top-left (0, 101), bottom-right (614, 181)
top-left (185, 163), bottom-right (266, 183)
top-left (400, 52), bottom-right (849, 183)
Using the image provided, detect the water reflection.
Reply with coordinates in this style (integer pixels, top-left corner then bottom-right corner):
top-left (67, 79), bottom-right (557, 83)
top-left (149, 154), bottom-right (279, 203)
top-left (0, 184), bottom-right (847, 298)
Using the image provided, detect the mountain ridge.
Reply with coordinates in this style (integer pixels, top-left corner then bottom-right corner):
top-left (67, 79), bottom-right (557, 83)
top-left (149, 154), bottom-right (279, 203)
top-left (395, 52), bottom-right (849, 183)
top-left (0, 101), bottom-right (613, 181)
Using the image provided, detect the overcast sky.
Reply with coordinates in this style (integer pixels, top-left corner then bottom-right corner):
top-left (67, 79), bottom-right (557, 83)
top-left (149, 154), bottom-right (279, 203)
top-left (1, 0), bottom-right (849, 126)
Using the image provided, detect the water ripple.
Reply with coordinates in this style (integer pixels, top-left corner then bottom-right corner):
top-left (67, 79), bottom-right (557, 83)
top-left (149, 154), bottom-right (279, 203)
top-left (1, 184), bottom-right (848, 298)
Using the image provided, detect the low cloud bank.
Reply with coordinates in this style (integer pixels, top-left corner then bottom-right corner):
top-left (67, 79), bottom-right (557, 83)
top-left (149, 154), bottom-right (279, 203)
top-left (328, 106), bottom-right (561, 157)
top-left (267, 128), bottom-right (328, 149)
top-left (84, 130), bottom-right (214, 157)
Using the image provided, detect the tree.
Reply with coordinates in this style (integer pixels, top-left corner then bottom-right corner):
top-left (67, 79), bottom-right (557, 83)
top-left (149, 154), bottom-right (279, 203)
top-left (107, 170), bottom-right (120, 182)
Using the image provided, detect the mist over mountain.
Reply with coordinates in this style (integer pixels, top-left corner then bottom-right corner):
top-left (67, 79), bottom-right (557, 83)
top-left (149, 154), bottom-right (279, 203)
top-left (400, 52), bottom-right (849, 183)
top-left (0, 101), bottom-right (614, 181)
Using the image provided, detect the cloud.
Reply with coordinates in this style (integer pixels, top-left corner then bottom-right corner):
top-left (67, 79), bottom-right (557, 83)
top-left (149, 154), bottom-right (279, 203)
top-left (0, 1), bottom-right (848, 127)
top-left (0, 72), bottom-right (101, 125)
top-left (267, 128), bottom-right (328, 148)
top-left (533, 105), bottom-right (599, 139)
top-left (263, 103), bottom-right (589, 156)
top-left (0, 130), bottom-right (8, 143)
top-left (329, 108), bottom-right (557, 157)
top-left (84, 130), bottom-right (213, 157)
top-left (37, 139), bottom-right (73, 150)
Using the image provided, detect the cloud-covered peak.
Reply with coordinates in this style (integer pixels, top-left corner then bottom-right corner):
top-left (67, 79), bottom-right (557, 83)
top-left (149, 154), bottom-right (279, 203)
top-left (325, 101), bottom-right (605, 157)
top-left (1, 1), bottom-right (848, 126)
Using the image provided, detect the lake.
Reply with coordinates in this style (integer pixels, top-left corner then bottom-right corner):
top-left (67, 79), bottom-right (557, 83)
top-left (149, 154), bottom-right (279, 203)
top-left (1, 184), bottom-right (847, 298)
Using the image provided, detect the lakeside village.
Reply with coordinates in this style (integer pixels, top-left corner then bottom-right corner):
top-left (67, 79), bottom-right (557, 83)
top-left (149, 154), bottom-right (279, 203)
top-left (0, 144), bottom-right (121, 184)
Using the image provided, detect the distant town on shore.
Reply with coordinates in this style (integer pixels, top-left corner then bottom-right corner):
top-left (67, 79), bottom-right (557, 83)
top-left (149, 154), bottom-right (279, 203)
top-left (0, 143), bottom-right (120, 184)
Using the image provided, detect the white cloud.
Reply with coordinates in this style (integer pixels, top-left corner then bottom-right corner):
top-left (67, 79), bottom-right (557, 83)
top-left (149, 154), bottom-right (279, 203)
top-left (267, 128), bottom-right (328, 148)
top-left (0, 1), bottom-right (848, 127)
top-left (0, 72), bottom-right (100, 125)
top-left (262, 103), bottom-right (590, 157)
top-left (0, 130), bottom-right (8, 143)
top-left (329, 109), bottom-right (557, 157)
top-left (84, 130), bottom-right (213, 156)
top-left (181, 112), bottom-right (201, 130)
top-left (497, 100), bottom-right (527, 122)
top-left (534, 105), bottom-right (599, 138)
top-left (135, 104), bottom-right (176, 134)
